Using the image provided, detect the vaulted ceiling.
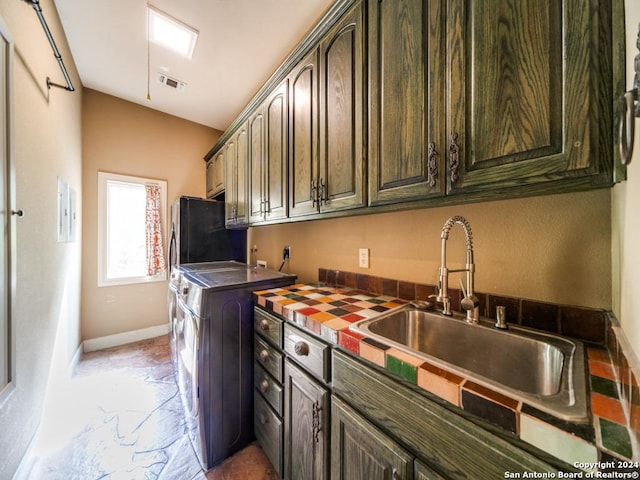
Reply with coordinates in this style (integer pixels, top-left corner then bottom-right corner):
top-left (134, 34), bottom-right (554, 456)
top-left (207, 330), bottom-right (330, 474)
top-left (54, 0), bottom-right (335, 131)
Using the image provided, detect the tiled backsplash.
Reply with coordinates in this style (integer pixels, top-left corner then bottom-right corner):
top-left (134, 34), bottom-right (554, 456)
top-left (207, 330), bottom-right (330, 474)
top-left (319, 268), bottom-right (610, 346)
top-left (318, 267), bottom-right (640, 462)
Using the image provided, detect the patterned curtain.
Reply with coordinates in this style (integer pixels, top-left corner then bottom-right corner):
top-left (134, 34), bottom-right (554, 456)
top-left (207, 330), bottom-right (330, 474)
top-left (145, 185), bottom-right (166, 276)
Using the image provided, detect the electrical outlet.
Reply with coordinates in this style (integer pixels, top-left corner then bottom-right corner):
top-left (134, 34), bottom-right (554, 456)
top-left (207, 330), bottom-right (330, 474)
top-left (283, 245), bottom-right (291, 260)
top-left (257, 260), bottom-right (267, 268)
top-left (359, 248), bottom-right (370, 268)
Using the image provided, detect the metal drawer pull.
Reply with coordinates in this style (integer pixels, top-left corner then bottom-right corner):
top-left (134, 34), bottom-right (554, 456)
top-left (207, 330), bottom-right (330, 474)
top-left (259, 349), bottom-right (269, 362)
top-left (294, 341), bottom-right (309, 356)
top-left (392, 467), bottom-right (400, 480)
top-left (259, 319), bottom-right (270, 331)
top-left (259, 411), bottom-right (268, 425)
top-left (260, 379), bottom-right (270, 393)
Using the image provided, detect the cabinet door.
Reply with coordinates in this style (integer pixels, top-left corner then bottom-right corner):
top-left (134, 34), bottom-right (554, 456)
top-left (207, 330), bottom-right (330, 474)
top-left (224, 124), bottom-right (249, 227)
top-left (368, 0), bottom-right (446, 205)
top-left (234, 124), bottom-right (249, 225)
top-left (446, 0), bottom-right (612, 194)
top-left (264, 80), bottom-right (289, 221)
top-left (318, 0), bottom-right (366, 213)
top-left (206, 150), bottom-right (224, 199)
top-left (331, 396), bottom-right (414, 480)
top-left (248, 108), bottom-right (265, 223)
top-left (284, 359), bottom-right (329, 480)
top-left (289, 48), bottom-right (319, 218)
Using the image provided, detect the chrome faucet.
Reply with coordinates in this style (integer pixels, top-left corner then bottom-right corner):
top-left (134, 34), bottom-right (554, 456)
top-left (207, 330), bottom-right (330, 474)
top-left (431, 216), bottom-right (480, 324)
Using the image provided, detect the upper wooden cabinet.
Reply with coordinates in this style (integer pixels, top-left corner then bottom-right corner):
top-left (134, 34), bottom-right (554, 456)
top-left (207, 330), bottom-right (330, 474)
top-left (318, 1), bottom-right (366, 212)
top-left (445, 0), bottom-right (613, 195)
top-left (289, 48), bottom-right (320, 218)
top-left (368, 0), bottom-right (446, 206)
top-left (289, 0), bottom-right (366, 219)
top-left (204, 0), bottom-right (619, 224)
top-left (249, 81), bottom-right (289, 224)
top-left (224, 122), bottom-right (249, 227)
top-left (206, 150), bottom-right (225, 199)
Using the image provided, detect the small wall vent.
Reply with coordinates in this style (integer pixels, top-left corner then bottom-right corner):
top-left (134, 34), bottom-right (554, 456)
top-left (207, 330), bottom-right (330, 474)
top-left (157, 73), bottom-right (187, 92)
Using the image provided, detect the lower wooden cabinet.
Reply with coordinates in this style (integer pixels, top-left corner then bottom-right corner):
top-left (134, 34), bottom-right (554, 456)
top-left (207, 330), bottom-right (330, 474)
top-left (331, 395), bottom-right (414, 480)
top-left (284, 359), bottom-right (329, 480)
top-left (254, 391), bottom-right (284, 477)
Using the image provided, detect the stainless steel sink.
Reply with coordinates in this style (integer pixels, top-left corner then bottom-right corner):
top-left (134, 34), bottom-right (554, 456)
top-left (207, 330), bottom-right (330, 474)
top-left (350, 306), bottom-right (587, 421)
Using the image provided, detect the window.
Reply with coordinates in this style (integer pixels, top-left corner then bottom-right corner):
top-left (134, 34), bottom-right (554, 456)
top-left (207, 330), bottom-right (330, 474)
top-left (98, 172), bottom-right (168, 286)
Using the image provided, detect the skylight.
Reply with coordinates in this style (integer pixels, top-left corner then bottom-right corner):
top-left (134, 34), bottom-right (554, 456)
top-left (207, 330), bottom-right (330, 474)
top-left (148, 5), bottom-right (198, 59)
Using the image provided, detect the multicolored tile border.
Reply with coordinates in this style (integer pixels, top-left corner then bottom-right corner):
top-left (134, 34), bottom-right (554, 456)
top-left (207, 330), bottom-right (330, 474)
top-left (254, 274), bottom-right (640, 466)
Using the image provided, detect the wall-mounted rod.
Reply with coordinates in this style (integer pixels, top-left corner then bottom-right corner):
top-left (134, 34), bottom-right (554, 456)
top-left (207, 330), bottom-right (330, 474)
top-left (22, 0), bottom-right (75, 92)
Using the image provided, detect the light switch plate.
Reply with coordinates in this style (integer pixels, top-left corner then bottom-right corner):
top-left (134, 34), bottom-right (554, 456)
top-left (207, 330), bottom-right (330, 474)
top-left (359, 248), bottom-right (369, 268)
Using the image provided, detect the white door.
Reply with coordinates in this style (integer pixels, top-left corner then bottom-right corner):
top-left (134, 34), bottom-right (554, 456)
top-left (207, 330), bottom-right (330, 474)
top-left (0, 16), bottom-right (15, 401)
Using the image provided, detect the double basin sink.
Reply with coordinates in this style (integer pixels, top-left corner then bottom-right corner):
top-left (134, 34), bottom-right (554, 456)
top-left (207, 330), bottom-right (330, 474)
top-left (350, 305), bottom-right (587, 422)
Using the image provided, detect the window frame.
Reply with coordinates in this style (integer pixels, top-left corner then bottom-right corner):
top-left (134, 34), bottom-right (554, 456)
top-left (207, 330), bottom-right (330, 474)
top-left (97, 171), bottom-right (168, 287)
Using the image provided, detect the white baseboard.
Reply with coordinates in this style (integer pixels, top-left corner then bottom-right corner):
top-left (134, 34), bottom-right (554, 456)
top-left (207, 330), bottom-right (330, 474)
top-left (83, 324), bottom-right (169, 353)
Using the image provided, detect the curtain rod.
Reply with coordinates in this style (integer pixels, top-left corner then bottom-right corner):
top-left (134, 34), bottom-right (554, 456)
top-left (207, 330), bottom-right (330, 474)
top-left (22, 0), bottom-right (75, 92)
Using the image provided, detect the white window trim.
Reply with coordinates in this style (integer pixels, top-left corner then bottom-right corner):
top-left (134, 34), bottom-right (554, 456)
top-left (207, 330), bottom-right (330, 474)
top-left (97, 171), bottom-right (168, 287)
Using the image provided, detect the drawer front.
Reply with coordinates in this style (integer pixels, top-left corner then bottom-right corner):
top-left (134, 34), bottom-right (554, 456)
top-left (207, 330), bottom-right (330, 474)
top-left (254, 362), bottom-right (284, 415)
top-left (255, 334), bottom-right (284, 382)
top-left (254, 307), bottom-right (283, 347)
top-left (254, 392), bottom-right (283, 478)
top-left (284, 324), bottom-right (330, 382)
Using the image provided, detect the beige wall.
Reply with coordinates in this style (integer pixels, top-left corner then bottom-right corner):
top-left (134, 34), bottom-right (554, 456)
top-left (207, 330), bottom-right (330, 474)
top-left (612, 2), bottom-right (640, 357)
top-left (81, 89), bottom-right (220, 340)
top-left (250, 189), bottom-right (612, 309)
top-left (0, 1), bottom-right (83, 477)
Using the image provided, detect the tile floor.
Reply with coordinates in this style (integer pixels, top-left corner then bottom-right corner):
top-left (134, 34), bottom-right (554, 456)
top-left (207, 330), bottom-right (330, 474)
top-left (17, 335), bottom-right (277, 480)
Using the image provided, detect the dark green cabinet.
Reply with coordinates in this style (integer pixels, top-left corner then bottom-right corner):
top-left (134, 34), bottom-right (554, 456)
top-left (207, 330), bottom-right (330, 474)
top-left (332, 396), bottom-right (414, 480)
top-left (284, 359), bottom-right (329, 480)
top-left (224, 122), bottom-right (249, 227)
top-left (249, 81), bottom-right (289, 224)
top-left (368, 0), bottom-right (446, 205)
top-left (288, 48), bottom-right (320, 218)
top-left (289, 0), bottom-right (366, 219)
top-left (318, 0), bottom-right (366, 213)
top-left (445, 0), bottom-right (613, 195)
top-left (332, 349), bottom-right (566, 480)
top-left (248, 107), bottom-right (265, 223)
top-left (206, 0), bottom-right (618, 224)
top-left (206, 150), bottom-right (224, 199)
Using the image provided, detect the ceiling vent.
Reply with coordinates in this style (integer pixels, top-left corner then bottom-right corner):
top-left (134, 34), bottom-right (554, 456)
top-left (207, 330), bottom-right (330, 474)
top-left (157, 73), bottom-right (187, 92)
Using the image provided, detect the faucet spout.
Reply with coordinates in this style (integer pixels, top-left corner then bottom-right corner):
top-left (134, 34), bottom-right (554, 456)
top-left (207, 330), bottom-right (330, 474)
top-left (434, 216), bottom-right (479, 324)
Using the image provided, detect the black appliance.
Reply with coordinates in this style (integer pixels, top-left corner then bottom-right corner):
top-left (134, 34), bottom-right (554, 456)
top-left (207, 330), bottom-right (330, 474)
top-left (169, 262), bottom-right (296, 470)
top-left (169, 196), bottom-right (246, 268)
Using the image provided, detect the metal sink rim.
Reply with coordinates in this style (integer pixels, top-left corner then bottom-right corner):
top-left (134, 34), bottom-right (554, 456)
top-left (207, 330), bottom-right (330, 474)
top-left (349, 305), bottom-right (587, 422)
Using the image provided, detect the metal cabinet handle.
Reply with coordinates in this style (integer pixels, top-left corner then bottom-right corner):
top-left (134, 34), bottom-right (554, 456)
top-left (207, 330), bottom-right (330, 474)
top-left (449, 132), bottom-right (460, 184)
top-left (427, 142), bottom-right (438, 187)
top-left (259, 411), bottom-right (268, 425)
top-left (11, 210), bottom-right (24, 217)
top-left (294, 341), bottom-right (309, 356)
top-left (392, 467), bottom-right (401, 480)
top-left (259, 349), bottom-right (269, 362)
top-left (260, 379), bottom-right (270, 393)
top-left (259, 319), bottom-right (270, 331)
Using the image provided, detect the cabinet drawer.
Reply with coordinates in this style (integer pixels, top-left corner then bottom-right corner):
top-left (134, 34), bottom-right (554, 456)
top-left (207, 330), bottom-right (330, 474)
top-left (284, 324), bottom-right (330, 383)
top-left (254, 362), bottom-right (283, 415)
top-left (254, 307), bottom-right (283, 347)
top-left (255, 334), bottom-right (284, 382)
top-left (254, 392), bottom-right (283, 478)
